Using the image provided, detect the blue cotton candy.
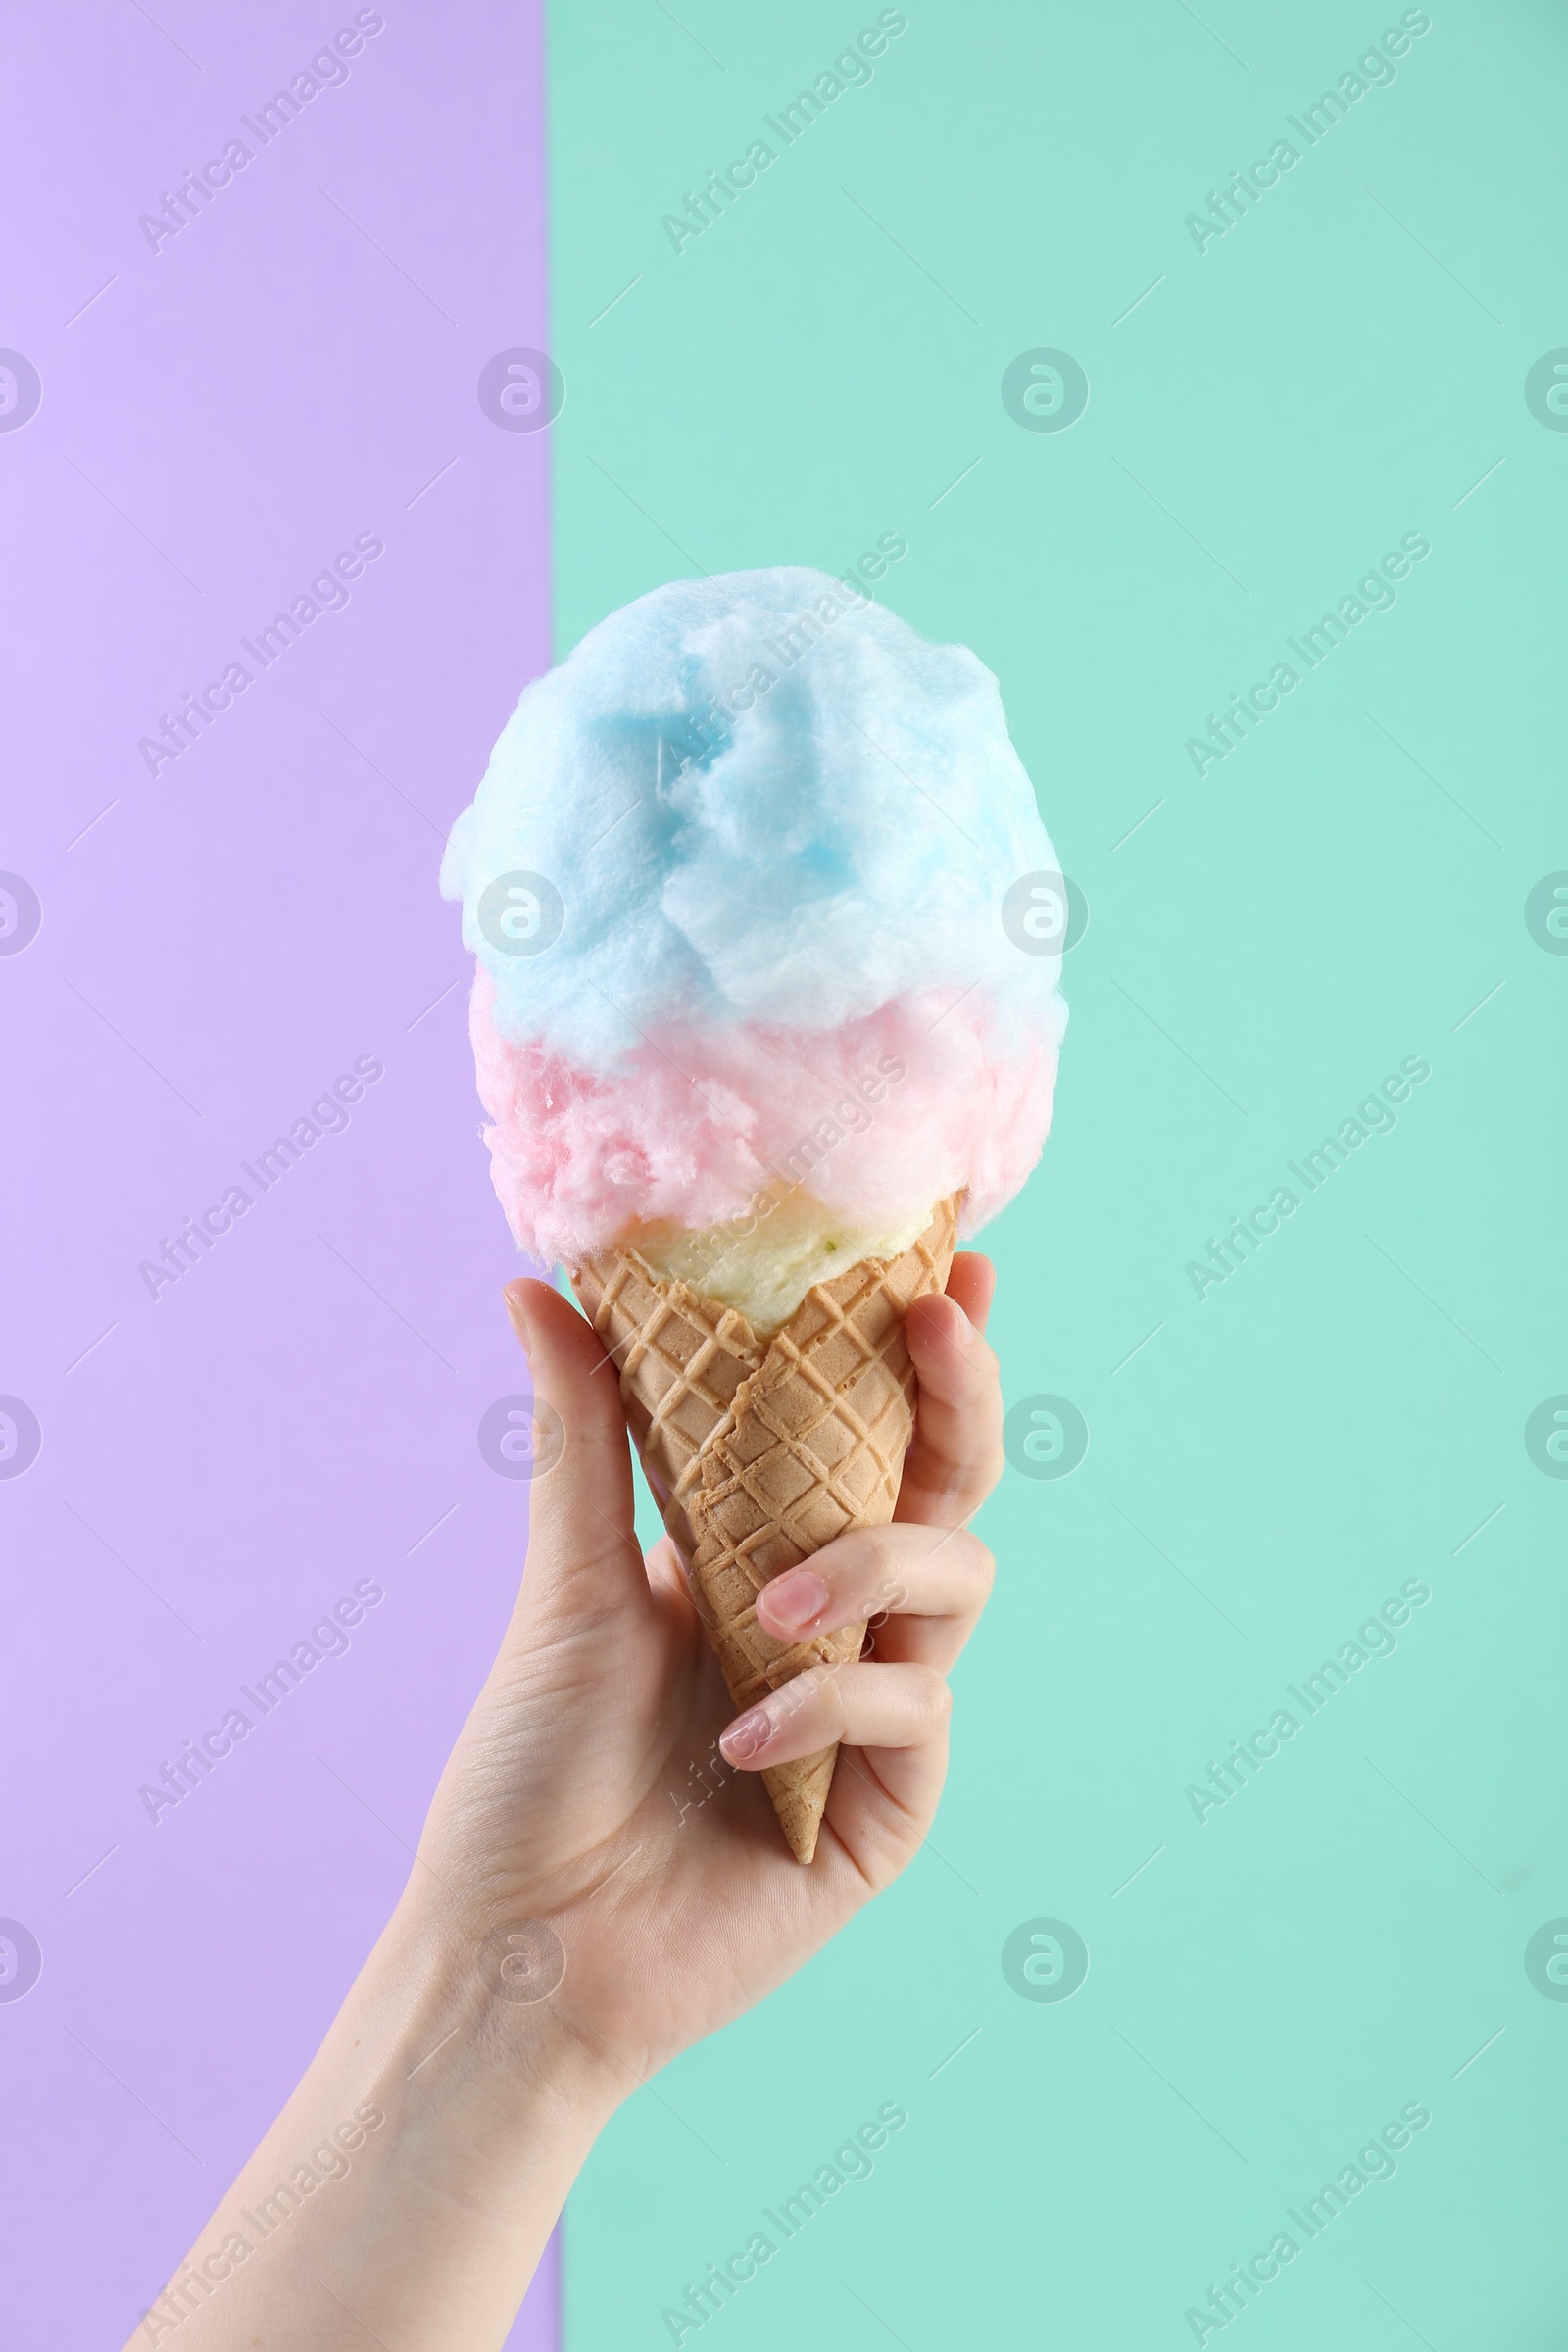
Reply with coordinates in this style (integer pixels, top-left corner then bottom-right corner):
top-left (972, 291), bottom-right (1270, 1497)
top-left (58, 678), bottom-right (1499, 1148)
top-left (440, 567), bottom-right (1063, 1069)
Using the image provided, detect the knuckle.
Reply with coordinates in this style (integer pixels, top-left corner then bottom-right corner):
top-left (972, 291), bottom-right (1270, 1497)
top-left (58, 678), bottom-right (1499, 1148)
top-left (945, 1525), bottom-right (987, 1573)
top-left (944, 1336), bottom-right (999, 1401)
top-left (772, 1664), bottom-right (826, 1725)
top-left (922, 1670), bottom-right (954, 1727)
top-left (975, 1443), bottom-right (1006, 1500)
top-left (856, 1525), bottom-right (911, 1612)
top-left (827, 1526), bottom-right (884, 1588)
top-left (972, 1396), bottom-right (1004, 1452)
top-left (819, 1665), bottom-right (851, 1739)
top-left (931, 1526), bottom-right (994, 1597)
top-left (960, 1532), bottom-right (997, 1598)
top-left (900, 1439), bottom-right (961, 1496)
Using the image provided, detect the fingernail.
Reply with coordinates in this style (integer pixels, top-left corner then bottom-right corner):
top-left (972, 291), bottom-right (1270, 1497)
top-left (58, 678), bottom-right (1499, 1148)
top-left (502, 1284), bottom-right (533, 1352)
top-left (719, 1707), bottom-right (772, 1762)
top-left (948, 1299), bottom-right (977, 1347)
top-left (760, 1568), bottom-right (830, 1633)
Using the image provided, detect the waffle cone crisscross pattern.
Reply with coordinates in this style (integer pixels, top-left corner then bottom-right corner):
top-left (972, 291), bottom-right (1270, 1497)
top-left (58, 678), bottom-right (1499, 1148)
top-left (570, 1195), bottom-right (961, 1862)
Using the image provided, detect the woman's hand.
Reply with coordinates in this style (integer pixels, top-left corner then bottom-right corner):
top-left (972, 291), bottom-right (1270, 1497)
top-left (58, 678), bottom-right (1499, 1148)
top-left (419, 1250), bottom-right (1004, 2089)
top-left (131, 1255), bottom-right (1002, 2351)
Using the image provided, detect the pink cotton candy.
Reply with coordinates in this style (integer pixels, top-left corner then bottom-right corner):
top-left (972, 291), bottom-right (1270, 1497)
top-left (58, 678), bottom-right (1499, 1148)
top-left (468, 967), bottom-right (1060, 1267)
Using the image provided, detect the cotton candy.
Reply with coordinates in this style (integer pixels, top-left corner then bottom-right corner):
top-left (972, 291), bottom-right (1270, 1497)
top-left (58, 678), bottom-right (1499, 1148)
top-left (441, 567), bottom-right (1066, 1265)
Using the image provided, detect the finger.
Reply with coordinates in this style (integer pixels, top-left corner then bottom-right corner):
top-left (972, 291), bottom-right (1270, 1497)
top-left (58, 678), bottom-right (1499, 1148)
top-left (945, 1250), bottom-right (996, 1336)
top-left (717, 1660), bottom-right (951, 1774)
top-left (895, 1282), bottom-right (1004, 1528)
top-left (643, 1534), bottom-right (695, 1611)
top-left (501, 1279), bottom-right (653, 1631)
top-left (644, 1533), bottom-right (682, 1585)
top-left (754, 1523), bottom-right (994, 1671)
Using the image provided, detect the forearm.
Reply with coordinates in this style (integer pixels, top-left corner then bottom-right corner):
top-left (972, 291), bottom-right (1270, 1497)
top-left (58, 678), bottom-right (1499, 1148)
top-left (128, 1887), bottom-right (615, 2350)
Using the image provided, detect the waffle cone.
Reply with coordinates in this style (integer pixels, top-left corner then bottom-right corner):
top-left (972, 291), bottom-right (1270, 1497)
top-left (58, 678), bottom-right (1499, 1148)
top-left (569, 1195), bottom-right (962, 1862)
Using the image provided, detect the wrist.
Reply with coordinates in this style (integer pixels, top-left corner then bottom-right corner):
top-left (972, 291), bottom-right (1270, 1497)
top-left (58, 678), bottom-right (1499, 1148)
top-left (139, 1880), bottom-right (616, 2349)
top-left (377, 1880), bottom-right (624, 2149)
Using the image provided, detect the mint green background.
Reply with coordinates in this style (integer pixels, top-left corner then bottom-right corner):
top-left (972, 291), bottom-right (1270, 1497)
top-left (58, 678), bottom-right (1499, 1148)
top-left (547, 4), bottom-right (1567, 2342)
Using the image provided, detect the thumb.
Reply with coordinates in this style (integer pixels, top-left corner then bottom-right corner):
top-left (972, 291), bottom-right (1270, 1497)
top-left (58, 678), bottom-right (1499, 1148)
top-left (501, 1277), bottom-right (650, 1628)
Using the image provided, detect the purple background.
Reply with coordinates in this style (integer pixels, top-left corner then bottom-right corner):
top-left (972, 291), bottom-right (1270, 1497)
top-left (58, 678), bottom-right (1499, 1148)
top-left (0, 5), bottom-right (558, 2343)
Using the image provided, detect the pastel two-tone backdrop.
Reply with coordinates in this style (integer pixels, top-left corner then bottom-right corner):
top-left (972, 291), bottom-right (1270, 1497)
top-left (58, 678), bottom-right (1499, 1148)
top-left (4, 4), bottom-right (1565, 2347)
